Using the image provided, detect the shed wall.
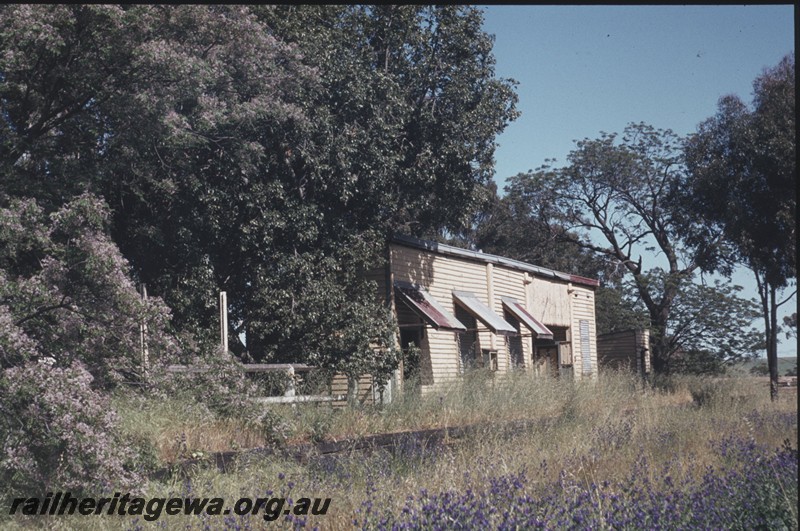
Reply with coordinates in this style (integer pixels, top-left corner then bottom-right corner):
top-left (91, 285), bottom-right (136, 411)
top-left (597, 329), bottom-right (651, 374)
top-left (389, 243), bottom-right (597, 393)
top-left (569, 284), bottom-right (598, 380)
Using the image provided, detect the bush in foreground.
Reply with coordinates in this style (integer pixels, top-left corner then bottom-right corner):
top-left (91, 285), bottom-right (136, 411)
top-left (0, 361), bottom-right (143, 499)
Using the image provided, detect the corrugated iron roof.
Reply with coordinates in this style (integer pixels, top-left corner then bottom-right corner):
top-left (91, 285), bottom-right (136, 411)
top-left (501, 296), bottom-right (554, 340)
top-left (452, 291), bottom-right (517, 335)
top-left (394, 281), bottom-right (466, 332)
top-left (391, 235), bottom-right (600, 288)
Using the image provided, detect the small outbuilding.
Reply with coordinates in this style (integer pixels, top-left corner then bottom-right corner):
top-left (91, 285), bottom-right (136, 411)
top-left (596, 329), bottom-right (651, 378)
top-left (366, 235), bottom-right (600, 396)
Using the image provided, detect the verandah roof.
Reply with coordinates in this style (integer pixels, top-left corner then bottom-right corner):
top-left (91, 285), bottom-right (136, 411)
top-left (452, 291), bottom-right (517, 335)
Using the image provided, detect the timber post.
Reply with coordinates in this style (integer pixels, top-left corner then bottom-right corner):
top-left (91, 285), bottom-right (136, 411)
top-left (285, 365), bottom-right (296, 398)
top-left (347, 374), bottom-right (359, 407)
top-left (219, 291), bottom-right (229, 357)
top-left (140, 284), bottom-right (150, 379)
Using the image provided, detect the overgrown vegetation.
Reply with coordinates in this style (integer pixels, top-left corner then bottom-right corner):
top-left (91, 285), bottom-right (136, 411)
top-left (2, 372), bottom-right (795, 529)
top-left (0, 5), bottom-right (518, 375)
top-left (0, 362), bottom-right (144, 497)
top-left (0, 5), bottom-right (794, 524)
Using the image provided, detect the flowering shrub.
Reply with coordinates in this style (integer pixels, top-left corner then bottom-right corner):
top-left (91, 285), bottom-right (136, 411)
top-left (0, 194), bottom-right (178, 387)
top-left (0, 361), bottom-right (143, 497)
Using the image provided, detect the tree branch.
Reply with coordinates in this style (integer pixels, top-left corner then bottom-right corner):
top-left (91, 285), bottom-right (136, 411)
top-left (14, 295), bottom-right (71, 327)
top-left (777, 289), bottom-right (797, 308)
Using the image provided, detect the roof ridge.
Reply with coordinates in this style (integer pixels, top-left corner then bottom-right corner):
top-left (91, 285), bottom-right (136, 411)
top-left (390, 234), bottom-right (599, 288)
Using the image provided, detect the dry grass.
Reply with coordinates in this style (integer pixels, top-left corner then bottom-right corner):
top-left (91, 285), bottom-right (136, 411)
top-left (112, 394), bottom-right (270, 463)
top-left (7, 371), bottom-right (797, 530)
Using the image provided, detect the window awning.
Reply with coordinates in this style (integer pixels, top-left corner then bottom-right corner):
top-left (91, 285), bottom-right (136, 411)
top-left (501, 296), bottom-right (554, 340)
top-left (452, 291), bottom-right (517, 335)
top-left (394, 281), bottom-right (466, 332)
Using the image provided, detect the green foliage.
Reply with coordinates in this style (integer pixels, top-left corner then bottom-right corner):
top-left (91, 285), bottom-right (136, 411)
top-left (469, 178), bottom-right (614, 280)
top-left (490, 123), bottom-right (749, 373)
top-left (461, 178), bottom-right (647, 337)
top-left (683, 53), bottom-right (795, 288)
top-left (682, 53), bottom-right (795, 397)
top-left (151, 352), bottom-right (259, 420)
top-left (594, 284), bottom-right (649, 336)
top-left (0, 5), bottom-right (518, 383)
top-left (659, 273), bottom-right (762, 371)
top-left (783, 313), bottom-right (797, 339)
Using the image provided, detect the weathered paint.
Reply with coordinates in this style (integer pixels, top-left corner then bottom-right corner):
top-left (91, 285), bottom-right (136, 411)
top-left (392, 234), bottom-right (600, 288)
top-left (394, 281), bottom-right (466, 332)
top-left (501, 296), bottom-right (554, 340)
top-left (453, 290), bottom-right (516, 335)
top-left (387, 235), bottom-right (600, 394)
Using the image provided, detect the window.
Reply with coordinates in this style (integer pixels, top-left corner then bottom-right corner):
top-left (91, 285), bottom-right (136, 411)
top-left (504, 310), bottom-right (525, 369)
top-left (455, 304), bottom-right (479, 370)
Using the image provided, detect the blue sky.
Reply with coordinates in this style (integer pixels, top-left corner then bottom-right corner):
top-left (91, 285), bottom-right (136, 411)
top-left (479, 5), bottom-right (796, 358)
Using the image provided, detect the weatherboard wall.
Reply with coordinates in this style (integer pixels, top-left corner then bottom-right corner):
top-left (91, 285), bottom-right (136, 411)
top-left (492, 264), bottom-right (532, 369)
top-left (390, 243), bottom-right (493, 388)
top-left (597, 328), bottom-right (651, 374)
top-left (388, 241), bottom-right (599, 393)
top-left (568, 283), bottom-right (598, 380)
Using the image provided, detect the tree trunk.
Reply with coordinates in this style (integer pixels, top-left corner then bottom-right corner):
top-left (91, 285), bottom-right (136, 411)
top-left (755, 269), bottom-right (779, 402)
top-left (768, 285), bottom-right (779, 402)
top-left (647, 301), bottom-right (674, 374)
top-left (650, 322), bottom-right (671, 374)
top-left (633, 271), bottom-right (680, 375)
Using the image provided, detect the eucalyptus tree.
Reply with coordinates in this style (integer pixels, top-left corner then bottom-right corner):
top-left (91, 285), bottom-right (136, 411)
top-left (502, 124), bottom-right (736, 373)
top-left (683, 53), bottom-right (795, 399)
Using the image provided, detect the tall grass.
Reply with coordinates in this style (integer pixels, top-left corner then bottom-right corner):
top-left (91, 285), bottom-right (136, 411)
top-left (5, 371), bottom-right (797, 529)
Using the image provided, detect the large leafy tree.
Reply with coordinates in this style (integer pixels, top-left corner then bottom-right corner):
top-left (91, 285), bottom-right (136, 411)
top-left (480, 151), bottom-right (758, 368)
top-left (502, 124), bottom-right (737, 373)
top-left (642, 272), bottom-right (761, 373)
top-left (461, 180), bottom-right (647, 337)
top-left (683, 53), bottom-right (796, 399)
top-left (471, 180), bottom-right (613, 277)
top-left (1, 4), bottom-right (318, 357)
top-left (0, 5), bottom-right (517, 383)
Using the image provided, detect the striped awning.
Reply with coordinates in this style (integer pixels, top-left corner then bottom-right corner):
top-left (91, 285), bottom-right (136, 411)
top-left (452, 291), bottom-right (516, 335)
top-left (501, 296), bottom-right (554, 340)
